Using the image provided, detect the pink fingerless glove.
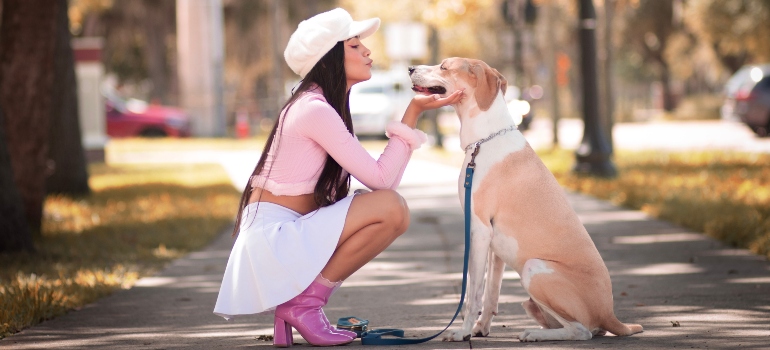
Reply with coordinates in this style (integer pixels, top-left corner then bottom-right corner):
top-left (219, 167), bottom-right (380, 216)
top-left (385, 121), bottom-right (428, 150)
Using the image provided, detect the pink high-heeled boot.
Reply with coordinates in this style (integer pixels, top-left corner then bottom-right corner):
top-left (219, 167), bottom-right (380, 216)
top-left (273, 275), bottom-right (355, 347)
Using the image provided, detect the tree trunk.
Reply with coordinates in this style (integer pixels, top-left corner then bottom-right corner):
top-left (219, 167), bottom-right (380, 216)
top-left (0, 0), bottom-right (59, 233)
top-left (142, 0), bottom-right (172, 104)
top-left (712, 43), bottom-right (748, 74)
top-left (47, 0), bottom-right (90, 196)
top-left (660, 60), bottom-right (675, 111)
top-left (0, 106), bottom-right (34, 253)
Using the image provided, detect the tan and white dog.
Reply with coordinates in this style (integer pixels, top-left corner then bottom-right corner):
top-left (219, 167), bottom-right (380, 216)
top-left (409, 58), bottom-right (643, 342)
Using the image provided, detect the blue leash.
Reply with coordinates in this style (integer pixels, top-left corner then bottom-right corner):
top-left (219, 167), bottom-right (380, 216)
top-left (360, 144), bottom-right (481, 345)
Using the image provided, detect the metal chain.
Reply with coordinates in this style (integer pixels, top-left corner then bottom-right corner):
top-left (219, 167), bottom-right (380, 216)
top-left (463, 124), bottom-right (518, 152)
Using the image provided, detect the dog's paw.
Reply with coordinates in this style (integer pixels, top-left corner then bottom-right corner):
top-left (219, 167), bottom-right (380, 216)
top-left (442, 329), bottom-right (471, 342)
top-left (472, 321), bottom-right (490, 337)
top-left (518, 329), bottom-right (542, 342)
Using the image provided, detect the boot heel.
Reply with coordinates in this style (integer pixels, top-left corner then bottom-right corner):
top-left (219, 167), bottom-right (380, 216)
top-left (273, 316), bottom-right (293, 348)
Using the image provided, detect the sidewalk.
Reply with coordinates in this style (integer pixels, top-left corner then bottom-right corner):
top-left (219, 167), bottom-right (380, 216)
top-left (3, 160), bottom-right (770, 349)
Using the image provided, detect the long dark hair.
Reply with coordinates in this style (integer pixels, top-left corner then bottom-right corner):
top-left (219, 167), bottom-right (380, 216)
top-left (232, 41), bottom-right (353, 236)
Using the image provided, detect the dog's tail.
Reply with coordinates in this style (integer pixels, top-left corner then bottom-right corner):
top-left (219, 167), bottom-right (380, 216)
top-left (602, 315), bottom-right (643, 336)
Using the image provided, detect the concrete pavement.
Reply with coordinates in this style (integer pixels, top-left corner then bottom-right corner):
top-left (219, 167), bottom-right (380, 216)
top-left (3, 156), bottom-right (770, 349)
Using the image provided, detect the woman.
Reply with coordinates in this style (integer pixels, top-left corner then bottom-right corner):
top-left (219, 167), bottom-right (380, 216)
top-left (214, 8), bottom-right (463, 347)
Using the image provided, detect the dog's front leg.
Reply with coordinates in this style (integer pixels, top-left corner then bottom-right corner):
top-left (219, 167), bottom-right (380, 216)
top-left (443, 216), bottom-right (492, 342)
top-left (473, 251), bottom-right (504, 337)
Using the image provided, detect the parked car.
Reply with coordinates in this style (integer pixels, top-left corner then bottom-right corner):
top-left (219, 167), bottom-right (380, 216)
top-left (104, 89), bottom-right (191, 138)
top-left (348, 71), bottom-right (412, 138)
top-left (721, 64), bottom-right (770, 136)
top-left (740, 76), bottom-right (770, 136)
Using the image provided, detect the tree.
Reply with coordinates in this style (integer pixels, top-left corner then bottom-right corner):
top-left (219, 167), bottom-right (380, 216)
top-left (686, 0), bottom-right (770, 73)
top-left (620, 0), bottom-right (678, 111)
top-left (0, 105), bottom-right (33, 253)
top-left (47, 0), bottom-right (91, 196)
top-left (71, 0), bottom-right (177, 104)
top-left (0, 0), bottom-right (59, 234)
top-left (140, 0), bottom-right (176, 104)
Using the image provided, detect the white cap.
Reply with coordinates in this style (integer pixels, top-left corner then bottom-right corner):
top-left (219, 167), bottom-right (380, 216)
top-left (284, 8), bottom-right (380, 78)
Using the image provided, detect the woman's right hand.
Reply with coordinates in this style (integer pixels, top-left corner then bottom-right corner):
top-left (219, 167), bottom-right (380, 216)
top-left (401, 89), bottom-right (464, 127)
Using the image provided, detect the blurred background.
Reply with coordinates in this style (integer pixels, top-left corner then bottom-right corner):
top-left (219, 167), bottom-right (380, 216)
top-left (60, 0), bottom-right (770, 143)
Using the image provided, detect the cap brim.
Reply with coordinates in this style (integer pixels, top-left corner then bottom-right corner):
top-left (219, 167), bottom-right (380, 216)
top-left (347, 17), bottom-right (380, 40)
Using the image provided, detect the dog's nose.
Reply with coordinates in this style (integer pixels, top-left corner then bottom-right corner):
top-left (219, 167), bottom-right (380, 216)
top-left (408, 66), bottom-right (415, 75)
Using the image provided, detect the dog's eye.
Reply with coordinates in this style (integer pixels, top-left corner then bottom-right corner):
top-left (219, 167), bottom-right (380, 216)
top-left (440, 65), bottom-right (447, 71)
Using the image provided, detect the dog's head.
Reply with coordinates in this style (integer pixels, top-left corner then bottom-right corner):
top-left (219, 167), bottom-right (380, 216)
top-left (409, 57), bottom-right (507, 112)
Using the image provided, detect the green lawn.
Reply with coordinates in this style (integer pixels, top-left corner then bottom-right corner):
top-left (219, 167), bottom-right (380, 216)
top-left (540, 149), bottom-right (770, 259)
top-left (0, 162), bottom-right (241, 338)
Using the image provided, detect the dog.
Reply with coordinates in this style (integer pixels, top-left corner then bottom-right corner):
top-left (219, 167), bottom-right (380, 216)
top-left (409, 58), bottom-right (643, 342)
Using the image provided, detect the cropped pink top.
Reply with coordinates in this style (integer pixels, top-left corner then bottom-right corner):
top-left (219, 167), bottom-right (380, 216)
top-left (250, 86), bottom-right (427, 196)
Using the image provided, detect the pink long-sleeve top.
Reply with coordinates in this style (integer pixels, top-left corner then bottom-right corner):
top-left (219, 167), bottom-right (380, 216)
top-left (250, 86), bottom-right (427, 196)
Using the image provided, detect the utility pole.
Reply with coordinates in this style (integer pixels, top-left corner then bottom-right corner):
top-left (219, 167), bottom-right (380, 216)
top-left (602, 0), bottom-right (615, 153)
top-left (574, 0), bottom-right (616, 177)
top-left (176, 0), bottom-right (225, 137)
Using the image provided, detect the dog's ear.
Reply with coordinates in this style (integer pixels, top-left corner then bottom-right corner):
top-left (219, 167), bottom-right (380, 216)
top-left (494, 68), bottom-right (508, 98)
top-left (473, 63), bottom-right (505, 111)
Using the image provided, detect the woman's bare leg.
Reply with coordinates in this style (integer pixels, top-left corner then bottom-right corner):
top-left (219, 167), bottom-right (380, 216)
top-left (320, 189), bottom-right (409, 281)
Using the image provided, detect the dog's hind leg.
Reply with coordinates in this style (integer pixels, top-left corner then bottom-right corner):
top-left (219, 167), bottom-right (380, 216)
top-left (517, 259), bottom-right (593, 342)
top-left (443, 217), bottom-right (492, 342)
top-left (518, 308), bottom-right (592, 342)
top-left (473, 251), bottom-right (505, 337)
top-left (522, 298), bottom-right (562, 329)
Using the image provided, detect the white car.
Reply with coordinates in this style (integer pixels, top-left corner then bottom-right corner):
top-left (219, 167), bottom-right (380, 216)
top-left (349, 72), bottom-right (412, 138)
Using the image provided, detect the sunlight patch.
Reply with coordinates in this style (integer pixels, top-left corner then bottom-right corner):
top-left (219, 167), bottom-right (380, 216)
top-left (578, 210), bottom-right (649, 224)
top-left (727, 277), bottom-right (770, 284)
top-left (620, 263), bottom-right (704, 275)
top-left (613, 232), bottom-right (708, 244)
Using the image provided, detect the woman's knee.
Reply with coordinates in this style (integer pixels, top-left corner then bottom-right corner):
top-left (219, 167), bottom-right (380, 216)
top-left (374, 189), bottom-right (410, 233)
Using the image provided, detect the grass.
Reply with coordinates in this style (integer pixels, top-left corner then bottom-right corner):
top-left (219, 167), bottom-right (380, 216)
top-left (538, 148), bottom-right (770, 259)
top-left (0, 162), bottom-right (241, 338)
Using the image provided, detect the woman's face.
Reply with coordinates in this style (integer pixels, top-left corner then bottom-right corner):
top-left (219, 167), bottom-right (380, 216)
top-left (344, 37), bottom-right (373, 90)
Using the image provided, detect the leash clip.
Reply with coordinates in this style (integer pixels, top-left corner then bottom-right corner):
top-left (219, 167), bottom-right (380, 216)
top-left (468, 142), bottom-right (481, 168)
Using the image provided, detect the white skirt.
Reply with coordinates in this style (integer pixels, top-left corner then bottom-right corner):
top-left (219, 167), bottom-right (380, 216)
top-left (213, 195), bottom-right (355, 320)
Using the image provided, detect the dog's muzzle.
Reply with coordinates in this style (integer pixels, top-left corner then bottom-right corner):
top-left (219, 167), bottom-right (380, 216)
top-left (411, 85), bottom-right (447, 95)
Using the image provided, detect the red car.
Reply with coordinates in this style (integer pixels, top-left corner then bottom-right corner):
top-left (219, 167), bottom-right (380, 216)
top-left (105, 92), bottom-right (191, 138)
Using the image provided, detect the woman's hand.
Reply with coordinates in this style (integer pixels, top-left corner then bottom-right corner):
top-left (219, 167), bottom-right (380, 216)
top-left (401, 89), bottom-right (464, 127)
top-left (411, 89), bottom-right (464, 112)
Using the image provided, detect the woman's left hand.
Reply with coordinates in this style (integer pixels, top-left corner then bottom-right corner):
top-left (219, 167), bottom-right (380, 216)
top-left (410, 89), bottom-right (464, 113)
top-left (401, 89), bottom-right (464, 127)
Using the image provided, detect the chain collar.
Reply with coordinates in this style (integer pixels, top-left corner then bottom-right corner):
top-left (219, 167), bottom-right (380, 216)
top-left (463, 125), bottom-right (518, 153)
